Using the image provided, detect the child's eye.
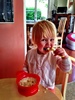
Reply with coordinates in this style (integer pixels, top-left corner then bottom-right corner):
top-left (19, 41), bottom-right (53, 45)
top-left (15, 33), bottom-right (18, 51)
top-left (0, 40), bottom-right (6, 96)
top-left (41, 39), bottom-right (47, 41)
top-left (50, 39), bottom-right (54, 42)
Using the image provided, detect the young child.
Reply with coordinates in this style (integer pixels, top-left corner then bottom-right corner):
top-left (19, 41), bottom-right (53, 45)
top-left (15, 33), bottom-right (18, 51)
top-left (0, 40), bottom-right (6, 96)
top-left (23, 20), bottom-right (72, 92)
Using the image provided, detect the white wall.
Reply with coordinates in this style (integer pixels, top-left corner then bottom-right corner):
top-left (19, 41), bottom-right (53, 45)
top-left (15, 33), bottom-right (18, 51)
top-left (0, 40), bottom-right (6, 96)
top-left (54, 0), bottom-right (67, 7)
top-left (48, 0), bottom-right (55, 18)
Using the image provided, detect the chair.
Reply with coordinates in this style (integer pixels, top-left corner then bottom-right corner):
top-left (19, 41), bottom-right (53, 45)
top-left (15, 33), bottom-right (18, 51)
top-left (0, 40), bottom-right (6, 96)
top-left (55, 67), bottom-right (71, 100)
top-left (55, 18), bottom-right (67, 48)
top-left (55, 56), bottom-right (75, 100)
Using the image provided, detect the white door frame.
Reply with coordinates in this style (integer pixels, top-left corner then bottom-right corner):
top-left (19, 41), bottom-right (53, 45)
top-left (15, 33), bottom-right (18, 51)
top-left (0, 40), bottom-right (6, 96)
top-left (23, 0), bottom-right (27, 56)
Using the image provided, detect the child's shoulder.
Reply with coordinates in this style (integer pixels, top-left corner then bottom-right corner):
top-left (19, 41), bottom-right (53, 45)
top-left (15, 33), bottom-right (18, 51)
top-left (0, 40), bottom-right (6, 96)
top-left (27, 48), bottom-right (37, 54)
top-left (27, 48), bottom-right (37, 60)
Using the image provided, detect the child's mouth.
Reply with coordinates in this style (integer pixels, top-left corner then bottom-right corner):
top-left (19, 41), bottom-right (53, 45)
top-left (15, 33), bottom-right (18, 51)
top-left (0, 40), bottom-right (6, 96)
top-left (44, 47), bottom-right (50, 51)
top-left (44, 48), bottom-right (65, 58)
top-left (44, 47), bottom-right (55, 52)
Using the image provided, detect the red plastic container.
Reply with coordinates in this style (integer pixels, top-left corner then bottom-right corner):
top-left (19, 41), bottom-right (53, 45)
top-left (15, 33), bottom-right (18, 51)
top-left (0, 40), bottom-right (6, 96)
top-left (16, 71), bottom-right (40, 96)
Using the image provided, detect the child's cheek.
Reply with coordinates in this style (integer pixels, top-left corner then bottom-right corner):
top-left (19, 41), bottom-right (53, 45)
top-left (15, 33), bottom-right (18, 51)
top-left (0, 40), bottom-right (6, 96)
top-left (39, 42), bottom-right (45, 47)
top-left (40, 45), bottom-right (44, 50)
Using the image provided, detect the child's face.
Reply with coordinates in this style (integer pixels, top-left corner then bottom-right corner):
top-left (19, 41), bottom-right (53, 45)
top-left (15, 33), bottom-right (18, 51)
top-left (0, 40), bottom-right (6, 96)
top-left (37, 36), bottom-right (55, 54)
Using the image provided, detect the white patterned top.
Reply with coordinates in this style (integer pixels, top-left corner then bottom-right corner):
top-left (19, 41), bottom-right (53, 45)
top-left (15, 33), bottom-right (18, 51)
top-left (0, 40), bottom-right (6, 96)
top-left (23, 48), bottom-right (72, 89)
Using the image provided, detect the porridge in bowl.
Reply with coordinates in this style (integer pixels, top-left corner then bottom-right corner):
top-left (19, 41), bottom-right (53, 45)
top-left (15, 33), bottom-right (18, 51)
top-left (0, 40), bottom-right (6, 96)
top-left (19, 77), bottom-right (36, 87)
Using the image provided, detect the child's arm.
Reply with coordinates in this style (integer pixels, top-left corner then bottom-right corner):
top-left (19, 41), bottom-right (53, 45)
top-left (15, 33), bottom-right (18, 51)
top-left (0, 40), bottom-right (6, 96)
top-left (57, 57), bottom-right (72, 72)
top-left (54, 47), bottom-right (68, 59)
top-left (54, 48), bottom-right (72, 72)
top-left (23, 56), bottom-right (29, 73)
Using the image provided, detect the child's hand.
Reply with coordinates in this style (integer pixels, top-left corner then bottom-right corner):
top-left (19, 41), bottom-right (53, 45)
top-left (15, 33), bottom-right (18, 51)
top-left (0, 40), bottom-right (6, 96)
top-left (54, 47), bottom-right (69, 59)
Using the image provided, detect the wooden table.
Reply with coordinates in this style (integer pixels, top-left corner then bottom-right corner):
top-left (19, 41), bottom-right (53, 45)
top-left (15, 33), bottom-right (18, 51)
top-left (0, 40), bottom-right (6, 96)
top-left (0, 78), bottom-right (59, 100)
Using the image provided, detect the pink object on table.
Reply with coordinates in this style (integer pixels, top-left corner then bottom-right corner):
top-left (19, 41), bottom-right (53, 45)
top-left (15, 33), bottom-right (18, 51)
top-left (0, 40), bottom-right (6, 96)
top-left (66, 33), bottom-right (75, 50)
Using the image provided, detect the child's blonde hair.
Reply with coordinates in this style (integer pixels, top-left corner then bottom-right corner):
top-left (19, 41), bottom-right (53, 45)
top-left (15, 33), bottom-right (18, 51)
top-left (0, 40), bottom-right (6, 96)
top-left (32, 20), bottom-right (57, 44)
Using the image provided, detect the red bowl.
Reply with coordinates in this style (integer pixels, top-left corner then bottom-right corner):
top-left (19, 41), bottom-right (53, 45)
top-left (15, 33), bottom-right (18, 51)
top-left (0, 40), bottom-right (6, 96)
top-left (16, 71), bottom-right (40, 96)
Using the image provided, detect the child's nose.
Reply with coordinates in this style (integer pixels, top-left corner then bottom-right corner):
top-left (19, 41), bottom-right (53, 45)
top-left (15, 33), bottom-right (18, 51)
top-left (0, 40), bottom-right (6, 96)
top-left (46, 40), bottom-right (51, 45)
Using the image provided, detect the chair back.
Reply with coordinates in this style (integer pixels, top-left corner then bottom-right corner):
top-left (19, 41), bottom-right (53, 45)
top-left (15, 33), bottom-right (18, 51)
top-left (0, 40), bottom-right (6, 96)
top-left (57, 18), bottom-right (67, 39)
top-left (54, 18), bottom-right (67, 48)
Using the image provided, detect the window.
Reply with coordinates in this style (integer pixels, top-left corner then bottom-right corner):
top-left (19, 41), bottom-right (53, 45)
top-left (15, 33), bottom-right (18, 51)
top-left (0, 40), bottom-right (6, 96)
top-left (0, 0), bottom-right (14, 22)
top-left (26, 0), bottom-right (48, 23)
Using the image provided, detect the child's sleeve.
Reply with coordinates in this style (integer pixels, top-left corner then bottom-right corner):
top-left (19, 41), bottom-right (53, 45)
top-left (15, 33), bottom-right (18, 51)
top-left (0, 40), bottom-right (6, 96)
top-left (56, 56), bottom-right (72, 72)
top-left (23, 55), bottom-right (28, 73)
